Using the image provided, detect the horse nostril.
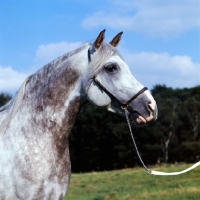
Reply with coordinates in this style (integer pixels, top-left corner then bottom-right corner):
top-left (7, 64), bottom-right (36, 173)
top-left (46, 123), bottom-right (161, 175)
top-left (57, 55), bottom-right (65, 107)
top-left (147, 102), bottom-right (155, 112)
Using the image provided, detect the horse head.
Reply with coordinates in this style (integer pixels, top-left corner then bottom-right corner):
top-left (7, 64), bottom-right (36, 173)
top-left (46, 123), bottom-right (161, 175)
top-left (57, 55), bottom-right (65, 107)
top-left (83, 30), bottom-right (157, 125)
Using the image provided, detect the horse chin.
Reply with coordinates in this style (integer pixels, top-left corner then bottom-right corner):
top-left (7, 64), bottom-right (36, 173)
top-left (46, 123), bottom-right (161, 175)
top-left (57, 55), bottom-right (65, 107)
top-left (107, 106), bottom-right (147, 125)
top-left (130, 113), bottom-right (147, 125)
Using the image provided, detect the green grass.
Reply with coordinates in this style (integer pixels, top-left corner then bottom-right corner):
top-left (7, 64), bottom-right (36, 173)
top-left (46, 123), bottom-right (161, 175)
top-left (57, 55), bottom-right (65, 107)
top-left (64, 163), bottom-right (200, 200)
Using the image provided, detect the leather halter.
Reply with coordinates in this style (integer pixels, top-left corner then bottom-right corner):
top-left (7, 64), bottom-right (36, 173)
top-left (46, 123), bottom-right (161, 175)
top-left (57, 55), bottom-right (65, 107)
top-left (88, 47), bottom-right (148, 108)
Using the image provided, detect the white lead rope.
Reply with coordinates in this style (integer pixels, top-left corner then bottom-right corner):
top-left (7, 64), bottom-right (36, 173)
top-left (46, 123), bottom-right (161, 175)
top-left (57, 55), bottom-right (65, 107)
top-left (123, 108), bottom-right (200, 176)
top-left (149, 161), bottom-right (200, 175)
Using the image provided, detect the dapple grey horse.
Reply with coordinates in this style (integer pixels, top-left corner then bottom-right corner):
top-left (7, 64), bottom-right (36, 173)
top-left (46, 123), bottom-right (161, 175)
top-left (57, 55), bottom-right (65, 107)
top-left (0, 30), bottom-right (157, 199)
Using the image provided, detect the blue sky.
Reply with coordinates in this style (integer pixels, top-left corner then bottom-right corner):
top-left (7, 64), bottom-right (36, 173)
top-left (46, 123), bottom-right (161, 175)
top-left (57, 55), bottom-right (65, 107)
top-left (0, 0), bottom-right (200, 94)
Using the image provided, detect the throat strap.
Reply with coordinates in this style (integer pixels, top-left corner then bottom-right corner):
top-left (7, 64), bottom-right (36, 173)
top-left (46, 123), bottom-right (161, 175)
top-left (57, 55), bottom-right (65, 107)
top-left (123, 107), bottom-right (200, 176)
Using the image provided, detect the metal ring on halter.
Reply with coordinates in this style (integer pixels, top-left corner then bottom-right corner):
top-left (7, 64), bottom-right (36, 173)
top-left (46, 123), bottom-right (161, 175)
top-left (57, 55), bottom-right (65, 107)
top-left (121, 103), bottom-right (129, 110)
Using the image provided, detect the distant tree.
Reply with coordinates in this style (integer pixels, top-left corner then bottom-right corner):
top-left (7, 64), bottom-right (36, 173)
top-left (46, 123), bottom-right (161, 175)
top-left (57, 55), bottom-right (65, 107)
top-left (0, 93), bottom-right (12, 107)
top-left (150, 85), bottom-right (179, 163)
top-left (151, 85), bottom-right (200, 163)
top-left (177, 86), bottom-right (200, 162)
top-left (181, 98), bottom-right (200, 141)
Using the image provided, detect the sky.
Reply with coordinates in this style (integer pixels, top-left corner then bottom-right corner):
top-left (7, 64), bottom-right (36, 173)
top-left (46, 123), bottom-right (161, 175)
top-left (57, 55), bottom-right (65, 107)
top-left (0, 0), bottom-right (200, 95)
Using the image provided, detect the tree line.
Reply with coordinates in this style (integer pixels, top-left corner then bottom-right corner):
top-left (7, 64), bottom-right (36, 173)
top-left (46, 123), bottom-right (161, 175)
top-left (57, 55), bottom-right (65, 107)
top-left (0, 85), bottom-right (200, 172)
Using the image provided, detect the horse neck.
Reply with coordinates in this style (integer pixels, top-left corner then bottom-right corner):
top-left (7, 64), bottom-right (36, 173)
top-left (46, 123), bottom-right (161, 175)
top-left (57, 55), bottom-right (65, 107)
top-left (21, 48), bottom-right (89, 138)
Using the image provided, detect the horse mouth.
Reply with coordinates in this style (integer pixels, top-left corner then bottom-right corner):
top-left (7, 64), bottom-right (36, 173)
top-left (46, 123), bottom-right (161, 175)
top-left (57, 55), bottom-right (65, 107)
top-left (129, 107), bottom-right (156, 125)
top-left (136, 115), bottom-right (147, 124)
top-left (129, 113), bottom-right (148, 125)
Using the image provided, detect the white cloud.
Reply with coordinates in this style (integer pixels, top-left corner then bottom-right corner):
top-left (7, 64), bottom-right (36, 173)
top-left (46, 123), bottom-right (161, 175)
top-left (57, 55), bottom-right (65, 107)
top-left (0, 66), bottom-right (28, 95)
top-left (33, 41), bottom-right (82, 70)
top-left (122, 50), bottom-right (200, 89)
top-left (82, 0), bottom-right (200, 37)
top-left (0, 41), bottom-right (82, 95)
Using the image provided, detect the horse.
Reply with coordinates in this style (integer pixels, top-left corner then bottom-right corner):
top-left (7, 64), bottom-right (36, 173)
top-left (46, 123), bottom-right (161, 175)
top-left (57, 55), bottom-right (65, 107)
top-left (0, 30), bottom-right (157, 199)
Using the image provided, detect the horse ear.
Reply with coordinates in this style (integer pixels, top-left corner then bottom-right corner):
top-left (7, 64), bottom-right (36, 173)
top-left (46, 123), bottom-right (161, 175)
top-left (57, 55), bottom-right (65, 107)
top-left (94, 29), bottom-right (106, 50)
top-left (110, 32), bottom-right (123, 47)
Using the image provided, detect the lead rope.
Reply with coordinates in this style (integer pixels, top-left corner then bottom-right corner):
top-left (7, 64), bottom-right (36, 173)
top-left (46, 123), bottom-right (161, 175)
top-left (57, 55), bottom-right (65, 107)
top-left (123, 107), bottom-right (151, 174)
top-left (123, 107), bottom-right (200, 176)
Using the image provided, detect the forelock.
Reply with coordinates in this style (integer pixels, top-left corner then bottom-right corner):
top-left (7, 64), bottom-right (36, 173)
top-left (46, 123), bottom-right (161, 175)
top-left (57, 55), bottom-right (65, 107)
top-left (81, 43), bottom-right (123, 93)
top-left (87, 43), bottom-right (122, 78)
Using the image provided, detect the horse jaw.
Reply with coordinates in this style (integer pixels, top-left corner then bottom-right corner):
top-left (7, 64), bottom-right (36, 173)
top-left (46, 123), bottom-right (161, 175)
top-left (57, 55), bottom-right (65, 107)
top-left (86, 82), bottom-right (111, 106)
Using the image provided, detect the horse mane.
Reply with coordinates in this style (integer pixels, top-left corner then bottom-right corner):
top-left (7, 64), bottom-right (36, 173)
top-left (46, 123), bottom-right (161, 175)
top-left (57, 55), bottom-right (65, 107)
top-left (0, 44), bottom-right (91, 134)
top-left (0, 75), bottom-right (32, 133)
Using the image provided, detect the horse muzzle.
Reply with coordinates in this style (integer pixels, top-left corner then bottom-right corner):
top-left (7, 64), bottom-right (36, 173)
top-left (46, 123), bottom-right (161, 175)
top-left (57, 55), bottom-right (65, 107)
top-left (128, 94), bottom-right (158, 125)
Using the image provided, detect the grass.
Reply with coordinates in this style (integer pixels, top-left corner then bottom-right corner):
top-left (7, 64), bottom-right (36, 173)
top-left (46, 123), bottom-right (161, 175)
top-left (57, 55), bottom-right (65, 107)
top-left (64, 163), bottom-right (200, 200)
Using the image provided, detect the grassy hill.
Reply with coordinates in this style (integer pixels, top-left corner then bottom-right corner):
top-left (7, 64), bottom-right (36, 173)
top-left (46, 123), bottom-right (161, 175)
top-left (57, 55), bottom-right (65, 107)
top-left (65, 163), bottom-right (200, 200)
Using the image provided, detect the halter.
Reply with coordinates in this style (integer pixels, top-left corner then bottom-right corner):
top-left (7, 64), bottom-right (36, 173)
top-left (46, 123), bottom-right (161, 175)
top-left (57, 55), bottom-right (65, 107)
top-left (88, 47), bottom-right (148, 109)
top-left (88, 47), bottom-right (150, 170)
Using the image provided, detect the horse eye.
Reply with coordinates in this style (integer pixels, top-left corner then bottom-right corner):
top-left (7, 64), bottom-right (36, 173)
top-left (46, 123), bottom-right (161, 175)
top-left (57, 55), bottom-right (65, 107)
top-left (104, 64), bottom-right (117, 72)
